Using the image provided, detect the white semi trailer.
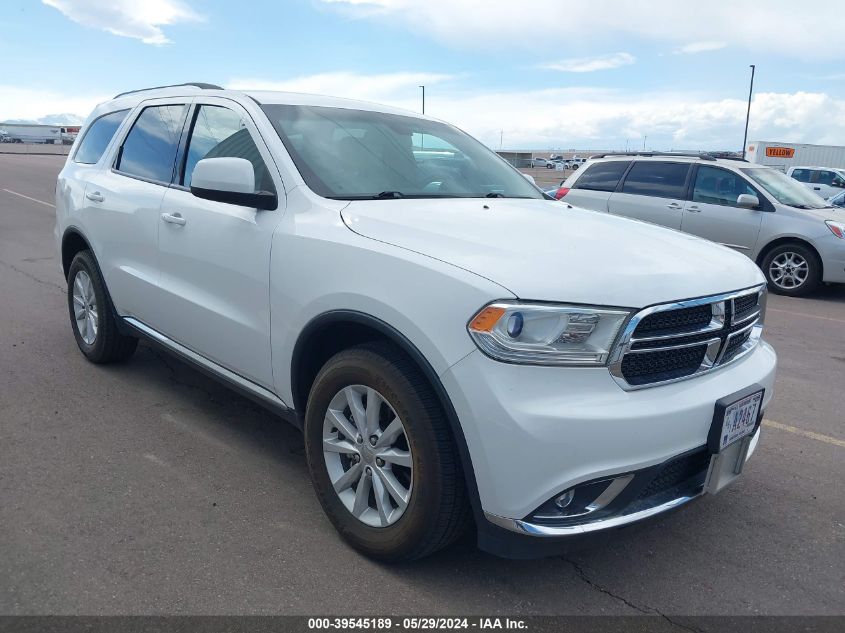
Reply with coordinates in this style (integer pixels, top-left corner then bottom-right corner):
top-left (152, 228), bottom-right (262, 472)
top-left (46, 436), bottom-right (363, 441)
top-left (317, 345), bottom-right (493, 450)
top-left (746, 141), bottom-right (845, 172)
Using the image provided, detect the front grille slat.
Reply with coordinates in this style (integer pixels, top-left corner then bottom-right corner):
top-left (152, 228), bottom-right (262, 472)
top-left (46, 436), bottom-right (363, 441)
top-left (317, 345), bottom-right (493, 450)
top-left (612, 287), bottom-right (764, 389)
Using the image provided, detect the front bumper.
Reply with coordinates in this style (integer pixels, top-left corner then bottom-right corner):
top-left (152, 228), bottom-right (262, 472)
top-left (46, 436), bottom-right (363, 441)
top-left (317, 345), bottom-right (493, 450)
top-left (441, 340), bottom-right (776, 556)
top-left (818, 233), bottom-right (845, 283)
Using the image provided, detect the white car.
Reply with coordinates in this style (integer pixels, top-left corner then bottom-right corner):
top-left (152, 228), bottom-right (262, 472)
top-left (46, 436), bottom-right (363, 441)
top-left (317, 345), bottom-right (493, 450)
top-left (55, 84), bottom-right (777, 560)
top-left (788, 165), bottom-right (845, 199)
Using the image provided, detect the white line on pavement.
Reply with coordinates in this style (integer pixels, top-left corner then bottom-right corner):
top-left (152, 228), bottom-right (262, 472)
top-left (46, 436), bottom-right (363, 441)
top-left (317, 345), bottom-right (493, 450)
top-left (2, 188), bottom-right (55, 207)
top-left (762, 419), bottom-right (845, 449)
top-left (768, 307), bottom-right (845, 325)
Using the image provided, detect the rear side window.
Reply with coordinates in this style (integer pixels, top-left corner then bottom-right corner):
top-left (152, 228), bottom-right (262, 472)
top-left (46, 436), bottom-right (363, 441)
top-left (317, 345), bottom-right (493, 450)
top-left (182, 105), bottom-right (275, 193)
top-left (574, 161), bottom-right (631, 192)
top-left (116, 104), bottom-right (188, 183)
top-left (621, 161), bottom-right (690, 198)
top-left (791, 169), bottom-right (809, 182)
top-left (73, 110), bottom-right (128, 164)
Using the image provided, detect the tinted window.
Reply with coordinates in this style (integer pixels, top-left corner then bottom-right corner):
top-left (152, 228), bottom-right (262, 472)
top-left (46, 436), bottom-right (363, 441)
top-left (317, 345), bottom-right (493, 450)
top-left (574, 161), bottom-right (631, 192)
top-left (117, 104), bottom-right (188, 183)
top-left (791, 168), bottom-right (809, 182)
top-left (692, 166), bottom-right (758, 207)
top-left (621, 161), bottom-right (690, 198)
top-left (182, 105), bottom-right (275, 193)
top-left (73, 110), bottom-right (128, 164)
top-left (817, 170), bottom-right (836, 185)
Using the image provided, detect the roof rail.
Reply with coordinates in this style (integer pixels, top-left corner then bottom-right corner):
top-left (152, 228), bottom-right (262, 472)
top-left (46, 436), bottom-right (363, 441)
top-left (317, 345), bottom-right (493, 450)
top-left (589, 151), bottom-right (748, 163)
top-left (113, 82), bottom-right (223, 99)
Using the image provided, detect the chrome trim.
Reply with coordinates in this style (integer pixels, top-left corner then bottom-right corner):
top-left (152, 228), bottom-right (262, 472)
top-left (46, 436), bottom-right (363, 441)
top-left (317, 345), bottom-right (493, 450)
top-left (485, 493), bottom-right (702, 537)
top-left (123, 317), bottom-right (291, 411)
top-left (608, 284), bottom-right (766, 391)
top-left (532, 474), bottom-right (634, 521)
top-left (719, 242), bottom-right (752, 252)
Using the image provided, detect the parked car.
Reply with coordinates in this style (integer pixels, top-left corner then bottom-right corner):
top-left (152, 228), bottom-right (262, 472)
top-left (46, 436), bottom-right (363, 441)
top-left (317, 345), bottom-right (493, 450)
top-left (788, 165), bottom-right (845, 199)
top-left (829, 190), bottom-right (845, 208)
top-left (558, 153), bottom-right (845, 296)
top-left (56, 85), bottom-right (776, 561)
top-left (530, 157), bottom-right (548, 168)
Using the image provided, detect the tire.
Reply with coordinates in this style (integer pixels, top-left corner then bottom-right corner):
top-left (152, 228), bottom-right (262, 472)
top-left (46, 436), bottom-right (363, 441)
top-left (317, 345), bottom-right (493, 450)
top-left (67, 250), bottom-right (138, 363)
top-left (304, 341), bottom-right (469, 561)
top-left (761, 243), bottom-right (821, 297)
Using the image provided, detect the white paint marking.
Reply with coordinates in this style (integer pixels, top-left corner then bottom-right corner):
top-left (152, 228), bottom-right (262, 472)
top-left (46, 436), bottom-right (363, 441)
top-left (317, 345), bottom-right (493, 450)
top-left (2, 188), bottom-right (55, 208)
top-left (768, 307), bottom-right (845, 325)
top-left (762, 419), bottom-right (845, 449)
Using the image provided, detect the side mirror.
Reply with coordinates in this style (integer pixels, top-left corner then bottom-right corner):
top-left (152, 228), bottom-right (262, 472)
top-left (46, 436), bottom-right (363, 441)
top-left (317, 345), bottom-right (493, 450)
top-left (522, 173), bottom-right (536, 185)
top-left (737, 193), bottom-right (760, 209)
top-left (190, 157), bottom-right (277, 210)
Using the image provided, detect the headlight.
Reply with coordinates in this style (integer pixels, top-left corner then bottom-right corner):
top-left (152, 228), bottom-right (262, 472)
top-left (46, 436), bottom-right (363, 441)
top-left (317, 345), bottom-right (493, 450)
top-left (467, 302), bottom-right (631, 365)
top-left (825, 220), bottom-right (845, 239)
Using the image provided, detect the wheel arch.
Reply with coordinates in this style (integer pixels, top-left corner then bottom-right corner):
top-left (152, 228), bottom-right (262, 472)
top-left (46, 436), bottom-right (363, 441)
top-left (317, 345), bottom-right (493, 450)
top-left (291, 310), bottom-right (483, 520)
top-left (756, 236), bottom-right (824, 277)
top-left (61, 226), bottom-right (93, 280)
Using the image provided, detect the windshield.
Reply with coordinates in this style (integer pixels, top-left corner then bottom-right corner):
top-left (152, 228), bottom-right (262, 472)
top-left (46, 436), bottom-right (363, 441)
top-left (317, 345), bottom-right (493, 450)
top-left (261, 104), bottom-right (542, 200)
top-left (741, 167), bottom-right (831, 209)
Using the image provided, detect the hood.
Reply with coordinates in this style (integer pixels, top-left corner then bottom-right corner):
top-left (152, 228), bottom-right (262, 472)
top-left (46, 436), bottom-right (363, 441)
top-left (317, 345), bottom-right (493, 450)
top-left (341, 199), bottom-right (765, 308)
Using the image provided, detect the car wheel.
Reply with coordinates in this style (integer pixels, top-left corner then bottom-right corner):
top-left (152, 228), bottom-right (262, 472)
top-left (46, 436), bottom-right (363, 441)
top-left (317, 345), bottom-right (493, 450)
top-left (761, 243), bottom-right (821, 297)
top-left (67, 250), bottom-right (138, 362)
top-left (304, 342), bottom-right (469, 561)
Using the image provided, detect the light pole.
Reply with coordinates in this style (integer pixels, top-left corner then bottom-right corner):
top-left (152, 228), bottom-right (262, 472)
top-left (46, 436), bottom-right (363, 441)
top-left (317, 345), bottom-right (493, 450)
top-left (419, 85), bottom-right (425, 114)
top-left (742, 64), bottom-right (756, 159)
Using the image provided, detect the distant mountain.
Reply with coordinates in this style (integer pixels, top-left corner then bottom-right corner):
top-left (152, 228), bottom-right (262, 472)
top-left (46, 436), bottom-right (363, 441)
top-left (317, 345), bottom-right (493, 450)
top-left (2, 113), bottom-right (85, 125)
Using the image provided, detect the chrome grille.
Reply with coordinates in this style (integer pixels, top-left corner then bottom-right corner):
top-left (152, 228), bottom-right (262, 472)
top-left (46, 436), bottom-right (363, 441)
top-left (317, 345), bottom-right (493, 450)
top-left (609, 285), bottom-right (766, 390)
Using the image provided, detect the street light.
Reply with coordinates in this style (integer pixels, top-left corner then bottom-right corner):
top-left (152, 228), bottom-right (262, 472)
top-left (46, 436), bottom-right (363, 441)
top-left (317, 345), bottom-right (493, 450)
top-left (419, 85), bottom-right (425, 114)
top-left (742, 64), bottom-right (756, 159)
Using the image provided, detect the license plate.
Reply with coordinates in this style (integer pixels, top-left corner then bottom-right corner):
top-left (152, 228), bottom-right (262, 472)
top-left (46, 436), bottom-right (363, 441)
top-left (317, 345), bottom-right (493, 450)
top-left (704, 386), bottom-right (764, 494)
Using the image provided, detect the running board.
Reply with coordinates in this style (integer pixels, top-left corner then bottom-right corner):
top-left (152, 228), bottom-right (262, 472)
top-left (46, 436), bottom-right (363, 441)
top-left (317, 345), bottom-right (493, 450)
top-left (123, 317), bottom-right (298, 427)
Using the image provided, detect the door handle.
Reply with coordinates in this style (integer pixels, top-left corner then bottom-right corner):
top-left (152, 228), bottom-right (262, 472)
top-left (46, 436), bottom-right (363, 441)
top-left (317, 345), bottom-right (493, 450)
top-left (86, 191), bottom-right (104, 202)
top-left (687, 205), bottom-right (701, 213)
top-left (667, 202), bottom-right (682, 209)
top-left (813, 186), bottom-right (821, 190)
top-left (161, 212), bottom-right (186, 226)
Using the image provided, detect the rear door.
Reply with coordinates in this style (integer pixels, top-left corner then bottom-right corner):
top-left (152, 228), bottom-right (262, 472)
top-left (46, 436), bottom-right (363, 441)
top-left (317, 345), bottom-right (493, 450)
top-left (154, 98), bottom-right (284, 389)
top-left (808, 169), bottom-right (845, 199)
top-left (607, 161), bottom-right (691, 229)
top-left (680, 165), bottom-right (764, 254)
top-left (562, 160), bottom-right (631, 211)
top-left (78, 100), bottom-right (190, 321)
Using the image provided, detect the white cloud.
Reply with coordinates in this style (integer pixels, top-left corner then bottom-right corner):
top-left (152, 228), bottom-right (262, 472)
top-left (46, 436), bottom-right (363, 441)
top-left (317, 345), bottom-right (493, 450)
top-left (674, 41), bottom-right (727, 55)
top-left (228, 72), bottom-right (455, 103)
top-left (42, 0), bottom-right (201, 45)
top-left (541, 53), bottom-right (635, 73)
top-left (0, 86), bottom-right (108, 123)
top-left (321, 0), bottom-right (845, 60)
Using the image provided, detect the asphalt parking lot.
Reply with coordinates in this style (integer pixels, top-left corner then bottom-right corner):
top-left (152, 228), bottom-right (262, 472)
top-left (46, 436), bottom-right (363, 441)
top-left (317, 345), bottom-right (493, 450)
top-left (1, 153), bottom-right (843, 617)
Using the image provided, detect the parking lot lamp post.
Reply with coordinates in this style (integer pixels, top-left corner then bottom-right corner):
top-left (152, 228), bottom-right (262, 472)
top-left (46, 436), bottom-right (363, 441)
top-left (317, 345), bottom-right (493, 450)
top-left (419, 85), bottom-right (425, 114)
top-left (742, 64), bottom-right (756, 159)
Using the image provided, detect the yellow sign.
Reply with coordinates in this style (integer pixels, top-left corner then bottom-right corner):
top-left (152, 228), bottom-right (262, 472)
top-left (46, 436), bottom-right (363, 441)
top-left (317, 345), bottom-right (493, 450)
top-left (765, 146), bottom-right (795, 158)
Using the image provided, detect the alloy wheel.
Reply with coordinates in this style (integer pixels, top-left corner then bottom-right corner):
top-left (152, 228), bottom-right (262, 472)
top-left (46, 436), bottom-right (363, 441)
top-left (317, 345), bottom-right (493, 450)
top-left (769, 251), bottom-right (809, 290)
top-left (322, 385), bottom-right (413, 527)
top-left (72, 270), bottom-right (98, 345)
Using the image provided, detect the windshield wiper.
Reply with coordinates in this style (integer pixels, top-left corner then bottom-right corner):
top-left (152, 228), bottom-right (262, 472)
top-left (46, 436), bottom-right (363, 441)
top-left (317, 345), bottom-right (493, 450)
top-left (374, 191), bottom-right (405, 199)
top-left (485, 192), bottom-right (506, 198)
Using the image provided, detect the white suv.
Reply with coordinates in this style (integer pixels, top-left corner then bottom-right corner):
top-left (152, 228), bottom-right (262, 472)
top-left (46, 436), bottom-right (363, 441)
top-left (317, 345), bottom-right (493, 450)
top-left (56, 85), bottom-right (777, 560)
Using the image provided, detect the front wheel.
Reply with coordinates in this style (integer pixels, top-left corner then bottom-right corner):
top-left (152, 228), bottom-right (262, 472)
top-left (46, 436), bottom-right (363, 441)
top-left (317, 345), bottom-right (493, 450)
top-left (304, 342), bottom-right (469, 561)
top-left (761, 243), bottom-right (821, 297)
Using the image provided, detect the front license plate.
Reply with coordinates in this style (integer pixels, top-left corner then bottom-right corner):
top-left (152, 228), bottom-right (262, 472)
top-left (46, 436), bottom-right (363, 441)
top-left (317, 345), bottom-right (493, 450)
top-left (704, 386), bottom-right (764, 494)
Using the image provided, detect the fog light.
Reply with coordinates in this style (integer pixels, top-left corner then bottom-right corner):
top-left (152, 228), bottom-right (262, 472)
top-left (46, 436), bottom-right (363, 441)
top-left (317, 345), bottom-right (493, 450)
top-left (554, 489), bottom-right (574, 509)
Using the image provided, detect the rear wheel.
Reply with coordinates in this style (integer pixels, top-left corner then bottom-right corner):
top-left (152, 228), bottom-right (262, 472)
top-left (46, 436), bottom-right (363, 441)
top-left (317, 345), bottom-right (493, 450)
top-left (761, 243), bottom-right (821, 297)
top-left (304, 342), bottom-right (469, 561)
top-left (67, 250), bottom-right (138, 363)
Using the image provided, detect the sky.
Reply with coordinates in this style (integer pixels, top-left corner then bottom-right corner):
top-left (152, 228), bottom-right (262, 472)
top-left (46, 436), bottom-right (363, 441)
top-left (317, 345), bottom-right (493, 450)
top-left (2, 0), bottom-right (845, 151)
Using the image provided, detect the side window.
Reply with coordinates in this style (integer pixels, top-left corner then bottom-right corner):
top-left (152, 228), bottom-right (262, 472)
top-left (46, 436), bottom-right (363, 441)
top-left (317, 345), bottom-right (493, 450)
top-left (182, 105), bottom-right (275, 193)
top-left (116, 104), bottom-right (188, 183)
top-left (817, 170), bottom-right (836, 186)
top-left (692, 166), bottom-right (758, 207)
top-left (73, 110), bottom-right (128, 164)
top-left (573, 161), bottom-right (631, 192)
top-left (620, 161), bottom-right (690, 199)
top-left (791, 169), bottom-right (809, 182)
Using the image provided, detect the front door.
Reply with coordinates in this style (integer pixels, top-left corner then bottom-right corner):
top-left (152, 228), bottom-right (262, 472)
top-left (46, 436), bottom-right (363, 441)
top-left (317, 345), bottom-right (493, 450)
top-left (155, 100), bottom-right (284, 389)
top-left (681, 165), bottom-right (764, 254)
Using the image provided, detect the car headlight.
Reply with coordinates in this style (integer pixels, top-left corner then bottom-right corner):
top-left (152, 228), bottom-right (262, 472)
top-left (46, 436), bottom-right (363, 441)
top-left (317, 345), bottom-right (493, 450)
top-left (825, 220), bottom-right (845, 239)
top-left (467, 302), bottom-right (632, 365)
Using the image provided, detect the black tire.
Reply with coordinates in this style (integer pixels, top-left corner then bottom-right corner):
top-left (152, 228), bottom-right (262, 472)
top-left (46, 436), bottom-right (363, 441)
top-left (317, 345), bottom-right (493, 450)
top-left (67, 250), bottom-right (138, 363)
top-left (760, 242), bottom-right (821, 297)
top-left (304, 342), bottom-right (469, 561)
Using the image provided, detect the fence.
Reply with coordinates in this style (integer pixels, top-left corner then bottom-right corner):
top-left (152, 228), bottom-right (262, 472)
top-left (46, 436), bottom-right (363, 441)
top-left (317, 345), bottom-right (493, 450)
top-left (0, 142), bottom-right (71, 156)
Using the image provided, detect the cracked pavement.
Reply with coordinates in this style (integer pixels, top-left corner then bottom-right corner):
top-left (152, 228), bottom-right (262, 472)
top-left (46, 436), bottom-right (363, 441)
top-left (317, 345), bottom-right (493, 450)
top-left (1, 154), bottom-right (843, 618)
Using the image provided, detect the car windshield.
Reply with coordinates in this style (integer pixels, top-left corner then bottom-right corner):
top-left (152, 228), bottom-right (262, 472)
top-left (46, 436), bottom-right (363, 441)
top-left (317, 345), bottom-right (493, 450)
top-left (741, 167), bottom-right (831, 209)
top-left (261, 104), bottom-right (542, 200)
